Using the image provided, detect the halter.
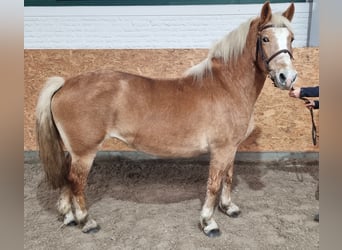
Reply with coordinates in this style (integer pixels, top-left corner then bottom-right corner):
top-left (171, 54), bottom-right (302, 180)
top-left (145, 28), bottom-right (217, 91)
top-left (255, 24), bottom-right (294, 77)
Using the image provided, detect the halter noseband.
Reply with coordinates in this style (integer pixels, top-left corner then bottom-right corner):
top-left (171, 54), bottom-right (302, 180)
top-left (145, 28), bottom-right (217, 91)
top-left (256, 24), bottom-right (294, 74)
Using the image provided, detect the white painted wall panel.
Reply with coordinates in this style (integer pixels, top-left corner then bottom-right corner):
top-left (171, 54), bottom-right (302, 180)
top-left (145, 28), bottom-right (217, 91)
top-left (24, 3), bottom-right (311, 49)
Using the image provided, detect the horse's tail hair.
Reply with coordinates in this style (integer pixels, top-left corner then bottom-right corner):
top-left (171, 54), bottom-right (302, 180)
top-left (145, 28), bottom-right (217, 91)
top-left (36, 76), bottom-right (70, 189)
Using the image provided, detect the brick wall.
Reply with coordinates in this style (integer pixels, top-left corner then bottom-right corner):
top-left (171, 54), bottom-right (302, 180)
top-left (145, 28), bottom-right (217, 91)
top-left (24, 3), bottom-right (311, 49)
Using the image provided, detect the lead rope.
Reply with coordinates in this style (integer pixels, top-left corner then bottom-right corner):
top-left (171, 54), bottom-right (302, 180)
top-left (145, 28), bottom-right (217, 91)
top-left (294, 96), bottom-right (317, 182)
top-left (300, 97), bottom-right (317, 146)
top-left (288, 90), bottom-right (317, 182)
top-left (290, 87), bottom-right (317, 146)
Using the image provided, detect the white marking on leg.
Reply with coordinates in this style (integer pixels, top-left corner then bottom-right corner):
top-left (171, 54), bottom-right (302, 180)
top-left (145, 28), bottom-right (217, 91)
top-left (220, 188), bottom-right (231, 208)
top-left (202, 218), bottom-right (219, 235)
top-left (200, 205), bottom-right (219, 234)
top-left (200, 206), bottom-right (214, 225)
top-left (227, 203), bottom-right (240, 216)
top-left (220, 200), bottom-right (240, 216)
top-left (220, 175), bottom-right (240, 216)
top-left (82, 219), bottom-right (99, 233)
top-left (56, 188), bottom-right (71, 215)
top-left (63, 210), bottom-right (75, 225)
top-left (72, 197), bottom-right (87, 223)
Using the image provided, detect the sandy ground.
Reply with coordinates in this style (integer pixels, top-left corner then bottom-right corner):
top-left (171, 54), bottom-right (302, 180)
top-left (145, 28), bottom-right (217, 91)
top-left (24, 156), bottom-right (319, 249)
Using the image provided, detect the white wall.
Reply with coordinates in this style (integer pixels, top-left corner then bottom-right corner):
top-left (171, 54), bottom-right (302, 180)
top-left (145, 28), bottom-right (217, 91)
top-left (308, 0), bottom-right (319, 46)
top-left (24, 3), bottom-right (311, 49)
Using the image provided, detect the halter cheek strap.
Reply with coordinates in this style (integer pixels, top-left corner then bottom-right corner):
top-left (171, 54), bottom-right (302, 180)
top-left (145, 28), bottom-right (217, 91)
top-left (256, 24), bottom-right (294, 72)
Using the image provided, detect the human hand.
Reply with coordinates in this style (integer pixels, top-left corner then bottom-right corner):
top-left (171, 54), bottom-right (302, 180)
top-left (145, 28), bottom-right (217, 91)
top-left (288, 87), bottom-right (301, 98)
top-left (304, 99), bottom-right (315, 109)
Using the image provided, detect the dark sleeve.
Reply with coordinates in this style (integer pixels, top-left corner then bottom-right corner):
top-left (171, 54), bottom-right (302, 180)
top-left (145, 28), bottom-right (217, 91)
top-left (313, 100), bottom-right (319, 109)
top-left (300, 86), bottom-right (319, 98)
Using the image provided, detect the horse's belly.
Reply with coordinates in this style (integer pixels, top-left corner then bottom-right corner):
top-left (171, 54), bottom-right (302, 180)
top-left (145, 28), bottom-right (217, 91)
top-left (111, 130), bottom-right (209, 158)
top-left (135, 142), bottom-right (209, 158)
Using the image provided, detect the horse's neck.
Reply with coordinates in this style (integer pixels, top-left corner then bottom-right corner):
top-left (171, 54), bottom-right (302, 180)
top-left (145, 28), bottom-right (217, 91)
top-left (232, 23), bottom-right (266, 103)
top-left (213, 54), bottom-right (266, 106)
top-left (242, 25), bottom-right (267, 103)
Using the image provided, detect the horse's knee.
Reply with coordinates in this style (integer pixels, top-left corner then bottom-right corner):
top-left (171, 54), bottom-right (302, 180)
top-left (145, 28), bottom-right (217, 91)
top-left (208, 182), bottom-right (221, 197)
top-left (207, 168), bottom-right (225, 195)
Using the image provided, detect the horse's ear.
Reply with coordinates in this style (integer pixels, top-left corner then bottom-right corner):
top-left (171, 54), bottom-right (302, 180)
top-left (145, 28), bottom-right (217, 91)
top-left (260, 1), bottom-right (272, 26)
top-left (282, 3), bottom-right (295, 22)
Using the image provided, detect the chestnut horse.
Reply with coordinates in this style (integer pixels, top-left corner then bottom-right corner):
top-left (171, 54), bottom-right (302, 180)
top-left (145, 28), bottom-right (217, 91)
top-left (36, 2), bottom-right (297, 237)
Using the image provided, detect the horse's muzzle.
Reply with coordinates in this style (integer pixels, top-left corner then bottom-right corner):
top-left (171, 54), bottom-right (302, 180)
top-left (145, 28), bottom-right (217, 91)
top-left (272, 70), bottom-right (297, 90)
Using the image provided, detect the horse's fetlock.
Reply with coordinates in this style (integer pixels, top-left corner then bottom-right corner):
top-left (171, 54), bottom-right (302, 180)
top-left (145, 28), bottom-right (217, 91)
top-left (63, 210), bottom-right (76, 225)
top-left (57, 198), bottom-right (71, 215)
top-left (75, 211), bottom-right (88, 224)
top-left (200, 217), bottom-right (208, 228)
top-left (218, 202), bottom-right (228, 212)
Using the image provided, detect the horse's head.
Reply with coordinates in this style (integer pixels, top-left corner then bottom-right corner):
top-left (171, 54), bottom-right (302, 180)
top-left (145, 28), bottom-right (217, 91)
top-left (256, 2), bottom-right (297, 90)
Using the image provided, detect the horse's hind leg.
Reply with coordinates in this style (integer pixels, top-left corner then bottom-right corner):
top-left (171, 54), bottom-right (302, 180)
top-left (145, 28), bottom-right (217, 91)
top-left (67, 152), bottom-right (99, 233)
top-left (200, 146), bottom-right (236, 237)
top-left (56, 153), bottom-right (75, 225)
top-left (56, 151), bottom-right (97, 231)
top-left (57, 186), bottom-right (75, 226)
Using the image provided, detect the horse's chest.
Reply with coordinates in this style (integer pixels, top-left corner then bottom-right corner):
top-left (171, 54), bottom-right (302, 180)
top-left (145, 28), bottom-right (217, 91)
top-left (209, 110), bottom-right (252, 141)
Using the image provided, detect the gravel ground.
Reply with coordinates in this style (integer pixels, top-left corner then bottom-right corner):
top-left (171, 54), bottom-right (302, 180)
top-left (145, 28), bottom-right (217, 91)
top-left (24, 155), bottom-right (319, 249)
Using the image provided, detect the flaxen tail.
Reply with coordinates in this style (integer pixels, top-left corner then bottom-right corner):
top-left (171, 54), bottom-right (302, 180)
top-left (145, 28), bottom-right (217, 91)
top-left (36, 77), bottom-right (69, 189)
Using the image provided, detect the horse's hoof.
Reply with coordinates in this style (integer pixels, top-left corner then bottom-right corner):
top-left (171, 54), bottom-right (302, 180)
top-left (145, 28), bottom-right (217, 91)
top-left (82, 219), bottom-right (100, 233)
top-left (314, 213), bottom-right (319, 222)
top-left (83, 226), bottom-right (100, 234)
top-left (204, 228), bottom-right (221, 238)
top-left (228, 210), bottom-right (241, 218)
top-left (219, 202), bottom-right (241, 218)
top-left (66, 221), bottom-right (77, 226)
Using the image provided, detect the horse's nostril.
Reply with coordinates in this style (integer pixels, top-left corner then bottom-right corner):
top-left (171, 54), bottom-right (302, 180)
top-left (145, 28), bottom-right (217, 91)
top-left (279, 73), bottom-right (286, 82)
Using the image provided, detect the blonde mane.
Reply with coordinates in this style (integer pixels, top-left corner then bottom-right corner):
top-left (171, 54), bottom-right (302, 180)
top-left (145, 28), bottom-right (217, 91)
top-left (185, 12), bottom-right (293, 81)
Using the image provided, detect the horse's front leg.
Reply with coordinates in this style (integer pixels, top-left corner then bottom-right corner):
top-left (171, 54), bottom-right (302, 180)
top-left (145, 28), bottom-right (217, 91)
top-left (200, 146), bottom-right (236, 237)
top-left (217, 119), bottom-right (254, 218)
top-left (219, 160), bottom-right (241, 217)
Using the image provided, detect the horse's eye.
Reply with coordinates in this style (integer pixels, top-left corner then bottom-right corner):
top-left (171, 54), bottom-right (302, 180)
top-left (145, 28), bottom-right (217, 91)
top-left (262, 37), bottom-right (269, 43)
top-left (291, 37), bottom-right (295, 42)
